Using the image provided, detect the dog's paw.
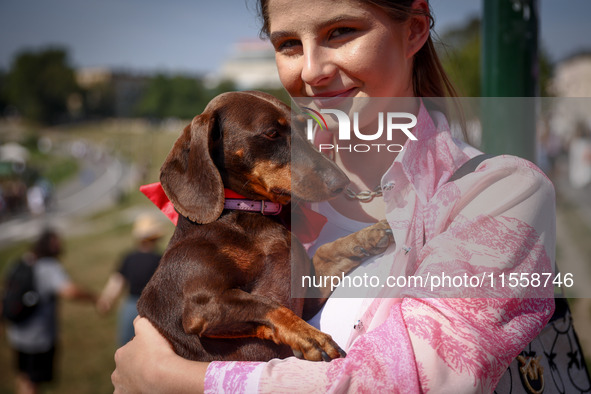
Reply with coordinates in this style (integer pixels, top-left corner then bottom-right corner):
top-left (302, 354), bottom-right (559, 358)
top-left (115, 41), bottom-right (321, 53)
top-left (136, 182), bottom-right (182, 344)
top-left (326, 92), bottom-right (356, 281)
top-left (285, 324), bottom-right (346, 361)
top-left (353, 219), bottom-right (394, 257)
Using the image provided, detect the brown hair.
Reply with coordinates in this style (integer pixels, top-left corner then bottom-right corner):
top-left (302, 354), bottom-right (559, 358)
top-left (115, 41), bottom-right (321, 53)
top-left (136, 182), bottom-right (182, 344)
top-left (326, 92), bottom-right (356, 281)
top-left (32, 229), bottom-right (62, 258)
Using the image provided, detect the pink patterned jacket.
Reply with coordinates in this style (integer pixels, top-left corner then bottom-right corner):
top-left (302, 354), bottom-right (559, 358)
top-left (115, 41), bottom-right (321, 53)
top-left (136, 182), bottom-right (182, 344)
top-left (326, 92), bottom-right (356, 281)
top-left (205, 103), bottom-right (556, 393)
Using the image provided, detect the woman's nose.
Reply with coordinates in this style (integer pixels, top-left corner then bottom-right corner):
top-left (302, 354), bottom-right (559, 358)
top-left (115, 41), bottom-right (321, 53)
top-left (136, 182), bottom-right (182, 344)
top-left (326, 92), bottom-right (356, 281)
top-left (301, 43), bottom-right (336, 87)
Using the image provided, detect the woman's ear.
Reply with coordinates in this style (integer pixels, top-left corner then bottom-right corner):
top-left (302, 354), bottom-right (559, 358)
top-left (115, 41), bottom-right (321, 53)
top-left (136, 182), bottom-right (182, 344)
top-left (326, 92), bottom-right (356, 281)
top-left (405, 0), bottom-right (431, 59)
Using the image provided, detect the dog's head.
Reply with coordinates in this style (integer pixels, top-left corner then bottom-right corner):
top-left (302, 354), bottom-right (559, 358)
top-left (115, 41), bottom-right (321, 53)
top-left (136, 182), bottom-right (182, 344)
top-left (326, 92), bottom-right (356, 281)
top-left (160, 91), bottom-right (349, 224)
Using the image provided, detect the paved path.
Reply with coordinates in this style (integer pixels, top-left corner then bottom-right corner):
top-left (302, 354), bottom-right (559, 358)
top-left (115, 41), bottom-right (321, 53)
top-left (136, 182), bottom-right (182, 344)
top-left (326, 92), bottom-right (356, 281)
top-left (0, 147), bottom-right (137, 248)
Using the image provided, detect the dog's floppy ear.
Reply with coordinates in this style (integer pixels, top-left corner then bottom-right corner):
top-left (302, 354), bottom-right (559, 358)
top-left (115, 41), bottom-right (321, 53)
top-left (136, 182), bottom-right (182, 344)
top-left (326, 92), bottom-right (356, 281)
top-left (160, 113), bottom-right (224, 224)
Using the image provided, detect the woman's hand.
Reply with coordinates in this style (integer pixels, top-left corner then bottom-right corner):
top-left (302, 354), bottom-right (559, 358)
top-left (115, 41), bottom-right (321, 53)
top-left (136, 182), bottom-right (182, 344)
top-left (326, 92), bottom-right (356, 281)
top-left (112, 317), bottom-right (208, 394)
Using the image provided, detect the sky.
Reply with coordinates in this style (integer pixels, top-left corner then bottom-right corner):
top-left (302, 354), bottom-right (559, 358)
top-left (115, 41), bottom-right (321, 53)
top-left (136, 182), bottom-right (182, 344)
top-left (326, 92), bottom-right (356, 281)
top-left (0, 0), bottom-right (589, 78)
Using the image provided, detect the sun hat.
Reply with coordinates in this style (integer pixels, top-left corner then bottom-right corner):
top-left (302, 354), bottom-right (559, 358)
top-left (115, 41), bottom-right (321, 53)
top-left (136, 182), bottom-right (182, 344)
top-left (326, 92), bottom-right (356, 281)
top-left (132, 213), bottom-right (165, 240)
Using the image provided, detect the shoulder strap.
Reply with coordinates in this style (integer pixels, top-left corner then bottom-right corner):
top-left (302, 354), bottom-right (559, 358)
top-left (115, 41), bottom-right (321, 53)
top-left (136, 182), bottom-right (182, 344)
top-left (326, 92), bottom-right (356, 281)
top-left (447, 154), bottom-right (496, 183)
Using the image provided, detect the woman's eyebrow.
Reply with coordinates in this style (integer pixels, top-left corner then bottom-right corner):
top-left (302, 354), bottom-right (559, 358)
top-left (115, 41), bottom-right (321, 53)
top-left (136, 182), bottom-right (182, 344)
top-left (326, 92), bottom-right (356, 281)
top-left (270, 30), bottom-right (294, 44)
top-left (269, 14), bottom-right (366, 43)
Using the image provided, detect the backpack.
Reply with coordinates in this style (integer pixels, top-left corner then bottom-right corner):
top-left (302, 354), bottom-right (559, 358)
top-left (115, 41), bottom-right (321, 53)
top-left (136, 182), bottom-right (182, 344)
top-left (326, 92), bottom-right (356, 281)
top-left (1, 256), bottom-right (40, 323)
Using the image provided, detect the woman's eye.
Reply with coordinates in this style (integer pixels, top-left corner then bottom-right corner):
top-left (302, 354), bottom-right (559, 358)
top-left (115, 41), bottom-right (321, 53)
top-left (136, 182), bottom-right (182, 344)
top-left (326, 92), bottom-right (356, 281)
top-left (330, 27), bottom-right (356, 39)
top-left (276, 39), bottom-right (301, 54)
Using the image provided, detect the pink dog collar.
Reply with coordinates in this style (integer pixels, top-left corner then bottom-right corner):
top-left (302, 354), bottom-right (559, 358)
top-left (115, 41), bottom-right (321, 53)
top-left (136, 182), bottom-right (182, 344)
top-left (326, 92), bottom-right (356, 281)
top-left (140, 182), bottom-right (325, 241)
top-left (139, 183), bottom-right (283, 223)
top-left (222, 188), bottom-right (282, 215)
top-left (223, 198), bottom-right (282, 215)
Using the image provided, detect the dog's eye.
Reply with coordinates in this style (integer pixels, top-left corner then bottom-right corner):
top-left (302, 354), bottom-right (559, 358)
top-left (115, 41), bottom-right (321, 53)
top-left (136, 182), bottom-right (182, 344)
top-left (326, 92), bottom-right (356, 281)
top-left (264, 129), bottom-right (280, 139)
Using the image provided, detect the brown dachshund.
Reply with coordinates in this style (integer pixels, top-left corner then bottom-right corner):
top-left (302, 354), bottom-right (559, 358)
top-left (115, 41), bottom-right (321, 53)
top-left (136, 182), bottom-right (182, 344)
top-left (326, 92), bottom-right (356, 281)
top-left (137, 91), bottom-right (392, 362)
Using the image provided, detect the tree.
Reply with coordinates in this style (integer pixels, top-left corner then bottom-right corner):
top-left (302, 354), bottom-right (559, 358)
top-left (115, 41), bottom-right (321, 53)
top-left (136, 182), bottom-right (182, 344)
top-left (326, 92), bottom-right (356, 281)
top-left (135, 74), bottom-right (236, 119)
top-left (5, 47), bottom-right (79, 124)
top-left (438, 17), bottom-right (482, 97)
top-left (0, 69), bottom-right (8, 115)
top-left (438, 17), bottom-right (553, 97)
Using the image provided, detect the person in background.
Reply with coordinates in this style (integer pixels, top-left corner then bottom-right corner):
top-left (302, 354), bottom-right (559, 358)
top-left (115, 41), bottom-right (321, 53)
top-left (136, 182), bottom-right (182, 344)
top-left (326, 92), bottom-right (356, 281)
top-left (5, 229), bottom-right (96, 394)
top-left (97, 213), bottom-right (164, 346)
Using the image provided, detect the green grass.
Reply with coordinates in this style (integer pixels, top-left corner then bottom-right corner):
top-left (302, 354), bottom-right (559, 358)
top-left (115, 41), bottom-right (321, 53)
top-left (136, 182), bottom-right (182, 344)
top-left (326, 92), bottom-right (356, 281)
top-left (45, 119), bottom-right (182, 183)
top-left (28, 151), bottom-right (79, 186)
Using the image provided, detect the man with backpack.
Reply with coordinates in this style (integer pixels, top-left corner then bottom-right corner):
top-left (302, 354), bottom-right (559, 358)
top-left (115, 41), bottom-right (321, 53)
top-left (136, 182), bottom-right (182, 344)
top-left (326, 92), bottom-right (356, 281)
top-left (2, 229), bottom-right (96, 394)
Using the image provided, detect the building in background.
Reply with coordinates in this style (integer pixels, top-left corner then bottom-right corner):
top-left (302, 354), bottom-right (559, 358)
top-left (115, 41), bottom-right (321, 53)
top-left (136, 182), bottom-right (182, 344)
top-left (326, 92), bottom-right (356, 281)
top-left (211, 39), bottom-right (282, 90)
top-left (550, 52), bottom-right (591, 98)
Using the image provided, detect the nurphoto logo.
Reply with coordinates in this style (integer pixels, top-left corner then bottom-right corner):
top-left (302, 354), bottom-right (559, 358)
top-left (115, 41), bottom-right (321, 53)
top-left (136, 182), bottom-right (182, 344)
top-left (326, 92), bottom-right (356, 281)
top-left (302, 107), bottom-right (418, 153)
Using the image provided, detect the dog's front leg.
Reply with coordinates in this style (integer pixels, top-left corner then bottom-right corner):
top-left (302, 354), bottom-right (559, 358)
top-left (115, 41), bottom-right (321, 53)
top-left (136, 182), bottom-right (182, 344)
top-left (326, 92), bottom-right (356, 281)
top-left (311, 219), bottom-right (394, 300)
top-left (182, 289), bottom-right (346, 361)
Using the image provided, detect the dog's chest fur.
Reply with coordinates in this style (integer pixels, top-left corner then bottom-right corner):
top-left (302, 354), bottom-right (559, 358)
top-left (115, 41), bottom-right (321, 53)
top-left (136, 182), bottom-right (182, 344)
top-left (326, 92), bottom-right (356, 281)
top-left (137, 210), bottom-right (305, 360)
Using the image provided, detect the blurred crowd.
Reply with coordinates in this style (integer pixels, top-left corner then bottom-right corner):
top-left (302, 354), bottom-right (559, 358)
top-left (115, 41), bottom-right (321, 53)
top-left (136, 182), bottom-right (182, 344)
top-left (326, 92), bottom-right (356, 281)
top-left (1, 214), bottom-right (165, 394)
top-left (0, 142), bottom-right (53, 220)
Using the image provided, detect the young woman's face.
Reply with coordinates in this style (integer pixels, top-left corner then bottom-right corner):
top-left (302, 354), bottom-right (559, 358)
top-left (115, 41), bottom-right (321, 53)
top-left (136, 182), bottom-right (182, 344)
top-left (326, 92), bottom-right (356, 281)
top-left (267, 0), bottom-right (416, 100)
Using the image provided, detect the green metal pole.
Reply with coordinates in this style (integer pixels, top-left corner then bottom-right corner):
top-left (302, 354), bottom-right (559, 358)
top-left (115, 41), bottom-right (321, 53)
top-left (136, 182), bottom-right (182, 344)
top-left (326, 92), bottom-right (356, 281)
top-left (481, 0), bottom-right (539, 161)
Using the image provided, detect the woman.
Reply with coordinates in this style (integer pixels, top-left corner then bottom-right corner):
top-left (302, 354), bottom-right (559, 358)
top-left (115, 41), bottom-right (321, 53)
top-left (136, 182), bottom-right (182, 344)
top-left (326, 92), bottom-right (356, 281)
top-left (111, 0), bottom-right (555, 392)
top-left (6, 229), bottom-right (97, 394)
